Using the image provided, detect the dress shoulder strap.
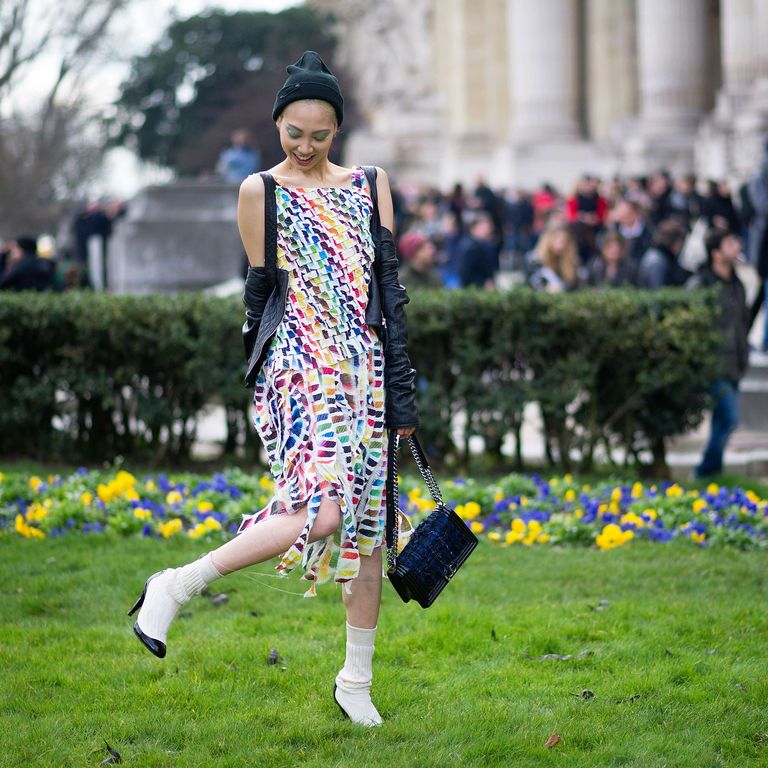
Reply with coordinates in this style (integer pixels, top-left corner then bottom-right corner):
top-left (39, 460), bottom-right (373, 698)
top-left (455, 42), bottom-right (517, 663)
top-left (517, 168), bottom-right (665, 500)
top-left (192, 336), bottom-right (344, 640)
top-left (259, 172), bottom-right (277, 280)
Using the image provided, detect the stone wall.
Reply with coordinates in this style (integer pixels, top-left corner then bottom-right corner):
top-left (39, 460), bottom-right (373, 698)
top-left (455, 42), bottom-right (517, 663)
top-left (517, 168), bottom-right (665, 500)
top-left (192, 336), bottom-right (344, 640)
top-left (109, 182), bottom-right (242, 294)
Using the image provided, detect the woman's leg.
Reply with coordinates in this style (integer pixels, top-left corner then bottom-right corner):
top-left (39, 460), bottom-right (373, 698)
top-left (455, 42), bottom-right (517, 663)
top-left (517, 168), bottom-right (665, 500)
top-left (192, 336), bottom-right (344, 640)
top-left (334, 546), bottom-right (384, 726)
top-left (130, 497), bottom-right (342, 657)
top-left (210, 496), bottom-right (342, 574)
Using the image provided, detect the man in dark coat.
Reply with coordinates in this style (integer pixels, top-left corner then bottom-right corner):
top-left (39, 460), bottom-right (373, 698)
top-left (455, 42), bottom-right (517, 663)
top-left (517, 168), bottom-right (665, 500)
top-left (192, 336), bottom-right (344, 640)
top-left (686, 229), bottom-right (750, 477)
top-left (456, 213), bottom-right (499, 288)
top-left (637, 219), bottom-right (690, 289)
top-left (0, 236), bottom-right (54, 291)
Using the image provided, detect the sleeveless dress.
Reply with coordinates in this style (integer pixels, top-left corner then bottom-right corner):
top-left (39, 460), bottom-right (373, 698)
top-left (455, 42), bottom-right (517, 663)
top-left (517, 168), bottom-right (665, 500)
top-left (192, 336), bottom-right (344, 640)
top-left (236, 167), bottom-right (388, 596)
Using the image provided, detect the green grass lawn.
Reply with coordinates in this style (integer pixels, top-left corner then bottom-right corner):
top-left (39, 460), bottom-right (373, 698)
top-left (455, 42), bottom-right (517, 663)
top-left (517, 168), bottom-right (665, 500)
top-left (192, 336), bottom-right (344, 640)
top-left (2, 536), bottom-right (767, 768)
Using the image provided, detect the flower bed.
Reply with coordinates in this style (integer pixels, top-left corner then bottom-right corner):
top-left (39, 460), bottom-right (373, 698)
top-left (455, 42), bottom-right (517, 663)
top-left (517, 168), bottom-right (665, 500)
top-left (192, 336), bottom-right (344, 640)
top-left (2, 469), bottom-right (767, 551)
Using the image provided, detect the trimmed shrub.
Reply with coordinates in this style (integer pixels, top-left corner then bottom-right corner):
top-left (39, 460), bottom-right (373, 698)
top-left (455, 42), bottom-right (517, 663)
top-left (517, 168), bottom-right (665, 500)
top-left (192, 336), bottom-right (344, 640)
top-left (0, 287), bottom-right (721, 471)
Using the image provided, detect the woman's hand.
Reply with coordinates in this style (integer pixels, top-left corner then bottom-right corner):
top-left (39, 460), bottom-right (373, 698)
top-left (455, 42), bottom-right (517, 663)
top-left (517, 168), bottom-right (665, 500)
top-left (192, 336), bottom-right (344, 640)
top-left (397, 427), bottom-right (416, 438)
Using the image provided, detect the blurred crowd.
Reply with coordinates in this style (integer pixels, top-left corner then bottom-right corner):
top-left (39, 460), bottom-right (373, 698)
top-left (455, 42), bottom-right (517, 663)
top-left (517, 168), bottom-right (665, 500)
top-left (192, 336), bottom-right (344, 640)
top-left (390, 161), bottom-right (768, 351)
top-left (1, 200), bottom-right (125, 292)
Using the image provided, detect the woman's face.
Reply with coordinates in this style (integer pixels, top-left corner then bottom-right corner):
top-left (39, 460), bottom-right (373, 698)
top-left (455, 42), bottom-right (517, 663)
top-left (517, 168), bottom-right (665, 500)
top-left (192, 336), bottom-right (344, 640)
top-left (277, 100), bottom-right (336, 172)
top-left (551, 230), bottom-right (568, 253)
top-left (602, 240), bottom-right (622, 264)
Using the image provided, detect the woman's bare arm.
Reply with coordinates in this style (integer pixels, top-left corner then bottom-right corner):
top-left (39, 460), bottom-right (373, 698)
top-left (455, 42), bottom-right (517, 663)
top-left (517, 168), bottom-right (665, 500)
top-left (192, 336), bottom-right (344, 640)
top-left (237, 174), bottom-right (266, 268)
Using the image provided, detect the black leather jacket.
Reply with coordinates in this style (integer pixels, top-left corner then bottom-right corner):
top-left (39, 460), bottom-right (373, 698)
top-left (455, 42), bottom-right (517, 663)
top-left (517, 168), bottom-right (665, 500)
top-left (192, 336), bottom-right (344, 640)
top-left (242, 172), bottom-right (419, 430)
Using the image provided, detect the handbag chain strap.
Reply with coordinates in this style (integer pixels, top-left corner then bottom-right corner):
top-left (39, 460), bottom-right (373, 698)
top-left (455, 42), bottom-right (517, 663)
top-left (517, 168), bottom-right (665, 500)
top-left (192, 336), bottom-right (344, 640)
top-left (385, 433), bottom-right (443, 573)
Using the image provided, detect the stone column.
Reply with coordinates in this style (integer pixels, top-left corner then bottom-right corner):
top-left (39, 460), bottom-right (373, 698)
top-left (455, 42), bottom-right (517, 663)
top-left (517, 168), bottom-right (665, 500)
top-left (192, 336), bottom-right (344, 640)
top-left (720, 0), bottom-right (758, 97)
top-left (586, 0), bottom-right (638, 144)
top-left (509, 0), bottom-right (580, 141)
top-left (635, 0), bottom-right (709, 137)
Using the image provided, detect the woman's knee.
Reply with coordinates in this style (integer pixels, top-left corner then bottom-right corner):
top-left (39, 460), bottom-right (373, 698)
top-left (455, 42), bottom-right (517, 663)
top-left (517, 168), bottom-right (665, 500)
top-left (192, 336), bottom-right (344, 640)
top-left (311, 497), bottom-right (342, 539)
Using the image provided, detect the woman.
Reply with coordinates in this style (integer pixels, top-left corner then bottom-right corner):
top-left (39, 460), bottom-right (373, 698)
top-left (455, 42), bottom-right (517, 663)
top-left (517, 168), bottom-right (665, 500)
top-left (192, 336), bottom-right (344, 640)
top-left (586, 231), bottom-right (638, 287)
top-left (128, 52), bottom-right (419, 728)
top-left (528, 223), bottom-right (581, 292)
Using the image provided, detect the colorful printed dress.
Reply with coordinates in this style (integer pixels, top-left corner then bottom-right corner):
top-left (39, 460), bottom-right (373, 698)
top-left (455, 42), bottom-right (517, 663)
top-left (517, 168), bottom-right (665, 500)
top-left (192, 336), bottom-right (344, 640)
top-left (236, 167), bottom-right (387, 596)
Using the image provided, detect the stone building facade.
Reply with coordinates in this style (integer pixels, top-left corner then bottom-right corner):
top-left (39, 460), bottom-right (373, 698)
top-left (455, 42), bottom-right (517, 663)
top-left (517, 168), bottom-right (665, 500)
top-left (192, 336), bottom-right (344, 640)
top-left (313, 0), bottom-right (768, 189)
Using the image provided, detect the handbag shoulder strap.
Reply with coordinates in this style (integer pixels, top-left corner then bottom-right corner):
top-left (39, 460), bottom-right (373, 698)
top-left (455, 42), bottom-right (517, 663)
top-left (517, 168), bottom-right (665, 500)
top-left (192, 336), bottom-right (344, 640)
top-left (259, 171), bottom-right (277, 281)
top-left (385, 433), bottom-right (444, 572)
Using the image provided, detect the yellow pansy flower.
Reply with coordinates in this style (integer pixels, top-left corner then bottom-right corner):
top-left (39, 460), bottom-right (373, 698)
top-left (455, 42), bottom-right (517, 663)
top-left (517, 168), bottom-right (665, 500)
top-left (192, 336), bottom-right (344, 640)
top-left (470, 521), bottom-right (485, 534)
top-left (563, 473), bottom-right (573, 483)
top-left (493, 489), bottom-right (504, 503)
top-left (258, 476), bottom-right (274, 491)
top-left (81, 492), bottom-right (93, 506)
top-left (124, 489), bottom-right (140, 502)
top-left (692, 499), bottom-right (707, 514)
top-left (145, 479), bottom-right (157, 492)
top-left (25, 502), bottom-right (48, 521)
top-left (642, 507), bottom-right (657, 520)
top-left (610, 487), bottom-right (622, 502)
top-left (691, 531), bottom-right (706, 544)
top-left (511, 518), bottom-right (526, 533)
top-left (203, 516), bottom-right (222, 531)
top-left (706, 483), bottom-right (719, 495)
top-left (460, 501), bottom-right (481, 520)
top-left (505, 530), bottom-right (523, 544)
top-left (537, 533), bottom-right (550, 544)
top-left (15, 514), bottom-right (45, 539)
top-left (488, 531), bottom-right (502, 543)
top-left (631, 482), bottom-right (643, 499)
top-left (564, 489), bottom-right (576, 502)
top-left (158, 519), bottom-right (183, 538)
top-left (133, 507), bottom-right (152, 520)
top-left (166, 490), bottom-right (183, 506)
top-left (29, 476), bottom-right (43, 492)
top-left (197, 500), bottom-right (214, 512)
top-left (665, 484), bottom-right (683, 497)
top-left (620, 511), bottom-right (644, 528)
top-left (574, 508), bottom-right (583, 519)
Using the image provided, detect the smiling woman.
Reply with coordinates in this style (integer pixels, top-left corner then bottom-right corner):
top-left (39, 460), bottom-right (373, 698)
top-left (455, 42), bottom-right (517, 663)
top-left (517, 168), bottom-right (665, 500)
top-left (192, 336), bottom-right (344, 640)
top-left (127, 50), bottom-right (420, 730)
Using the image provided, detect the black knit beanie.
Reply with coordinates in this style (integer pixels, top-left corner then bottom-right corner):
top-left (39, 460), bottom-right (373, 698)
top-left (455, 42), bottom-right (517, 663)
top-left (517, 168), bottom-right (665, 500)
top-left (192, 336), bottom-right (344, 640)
top-left (272, 51), bottom-right (344, 126)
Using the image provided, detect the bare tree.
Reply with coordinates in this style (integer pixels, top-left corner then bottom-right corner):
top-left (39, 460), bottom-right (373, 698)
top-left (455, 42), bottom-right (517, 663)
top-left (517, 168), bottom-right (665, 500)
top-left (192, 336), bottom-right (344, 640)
top-left (0, 0), bottom-right (132, 235)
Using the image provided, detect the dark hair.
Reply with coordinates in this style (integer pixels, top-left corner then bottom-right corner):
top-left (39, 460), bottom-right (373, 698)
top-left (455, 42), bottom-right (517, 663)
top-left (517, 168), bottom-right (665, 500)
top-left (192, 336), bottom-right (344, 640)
top-left (652, 219), bottom-right (687, 252)
top-left (600, 231), bottom-right (626, 257)
top-left (14, 236), bottom-right (37, 254)
top-left (704, 228), bottom-right (733, 265)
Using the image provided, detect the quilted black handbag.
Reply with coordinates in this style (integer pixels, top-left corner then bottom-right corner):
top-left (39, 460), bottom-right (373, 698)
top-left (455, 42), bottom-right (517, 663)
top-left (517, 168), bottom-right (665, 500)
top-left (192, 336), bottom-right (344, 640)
top-left (385, 432), bottom-right (478, 608)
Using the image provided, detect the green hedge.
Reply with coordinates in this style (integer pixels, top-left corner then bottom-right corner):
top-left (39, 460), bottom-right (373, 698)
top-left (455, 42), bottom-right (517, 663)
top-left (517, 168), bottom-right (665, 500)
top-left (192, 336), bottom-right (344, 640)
top-left (0, 288), bottom-right (722, 472)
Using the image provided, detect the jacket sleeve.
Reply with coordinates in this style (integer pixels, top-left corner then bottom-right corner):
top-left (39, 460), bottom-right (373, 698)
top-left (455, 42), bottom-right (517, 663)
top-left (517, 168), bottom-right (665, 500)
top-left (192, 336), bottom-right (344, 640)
top-left (242, 266), bottom-right (273, 363)
top-left (376, 225), bottom-right (420, 429)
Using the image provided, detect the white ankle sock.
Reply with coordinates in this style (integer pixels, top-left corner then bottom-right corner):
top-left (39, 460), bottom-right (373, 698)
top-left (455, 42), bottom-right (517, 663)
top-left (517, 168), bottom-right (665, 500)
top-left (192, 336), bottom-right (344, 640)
top-left (335, 623), bottom-right (382, 726)
top-left (169, 552), bottom-right (223, 604)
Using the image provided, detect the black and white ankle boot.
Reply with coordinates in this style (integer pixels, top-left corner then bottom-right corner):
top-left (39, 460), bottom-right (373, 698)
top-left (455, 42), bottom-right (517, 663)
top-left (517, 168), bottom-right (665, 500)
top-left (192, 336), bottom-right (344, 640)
top-left (128, 552), bottom-right (222, 658)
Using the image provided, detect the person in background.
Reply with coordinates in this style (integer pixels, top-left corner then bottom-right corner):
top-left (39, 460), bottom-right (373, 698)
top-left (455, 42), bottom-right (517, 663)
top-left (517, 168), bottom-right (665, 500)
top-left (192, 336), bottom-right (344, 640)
top-left (503, 188), bottom-right (535, 268)
top-left (216, 128), bottom-right (261, 183)
top-left (610, 198), bottom-right (653, 263)
top-left (565, 173), bottom-right (609, 263)
top-left (531, 182), bottom-right (561, 235)
top-left (702, 179), bottom-right (740, 233)
top-left (587, 231), bottom-right (637, 287)
top-left (0, 236), bottom-right (54, 291)
top-left (666, 174), bottom-right (702, 230)
top-left (456, 212), bottom-right (498, 288)
top-left (686, 229), bottom-right (749, 477)
top-left (747, 138), bottom-right (768, 350)
top-left (648, 170), bottom-right (673, 225)
top-left (529, 223), bottom-right (581, 293)
top-left (637, 219), bottom-right (690, 289)
top-left (397, 232), bottom-right (444, 289)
